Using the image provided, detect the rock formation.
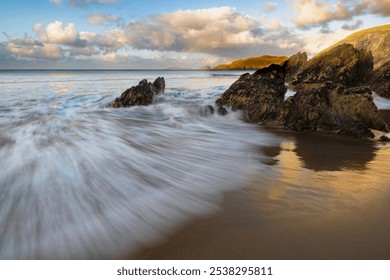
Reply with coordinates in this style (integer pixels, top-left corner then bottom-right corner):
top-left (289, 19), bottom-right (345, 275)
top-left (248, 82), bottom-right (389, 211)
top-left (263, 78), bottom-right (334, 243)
top-left (215, 64), bottom-right (287, 123)
top-left (110, 77), bottom-right (165, 108)
top-left (291, 44), bottom-right (373, 89)
top-left (284, 51), bottom-right (307, 82)
top-left (280, 83), bottom-right (388, 138)
top-left (318, 24), bottom-right (390, 70)
top-left (370, 61), bottom-right (390, 98)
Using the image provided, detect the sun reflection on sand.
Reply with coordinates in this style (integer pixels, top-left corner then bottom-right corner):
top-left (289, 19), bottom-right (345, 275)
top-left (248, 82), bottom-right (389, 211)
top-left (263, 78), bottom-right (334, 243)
top-left (249, 132), bottom-right (390, 224)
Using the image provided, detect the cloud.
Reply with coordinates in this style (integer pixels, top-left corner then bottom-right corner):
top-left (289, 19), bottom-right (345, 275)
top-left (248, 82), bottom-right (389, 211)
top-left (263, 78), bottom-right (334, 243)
top-left (38, 21), bottom-right (87, 47)
top-left (293, 0), bottom-right (354, 28)
top-left (263, 2), bottom-right (279, 12)
top-left (0, 8), bottom-right (305, 68)
top-left (342, 19), bottom-right (363, 30)
top-left (124, 7), bottom-right (301, 56)
top-left (87, 13), bottom-right (123, 26)
top-left (6, 37), bottom-right (63, 59)
top-left (364, 0), bottom-right (390, 17)
top-left (292, 0), bottom-right (390, 29)
top-left (270, 18), bottom-right (283, 30)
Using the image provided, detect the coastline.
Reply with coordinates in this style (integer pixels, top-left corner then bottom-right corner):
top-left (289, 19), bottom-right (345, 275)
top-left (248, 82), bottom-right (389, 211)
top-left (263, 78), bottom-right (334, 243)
top-left (130, 127), bottom-right (390, 260)
top-left (131, 175), bottom-right (390, 260)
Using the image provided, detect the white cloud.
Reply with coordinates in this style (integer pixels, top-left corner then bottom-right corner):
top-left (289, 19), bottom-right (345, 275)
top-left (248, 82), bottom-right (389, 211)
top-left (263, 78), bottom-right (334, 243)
top-left (6, 36), bottom-right (63, 59)
top-left (364, 0), bottom-right (390, 17)
top-left (263, 2), bottom-right (279, 12)
top-left (270, 18), bottom-right (283, 30)
top-left (87, 13), bottom-right (123, 26)
top-left (292, 0), bottom-right (390, 29)
top-left (124, 7), bottom-right (301, 56)
top-left (32, 23), bottom-right (43, 33)
top-left (37, 21), bottom-right (87, 47)
top-left (342, 19), bottom-right (363, 30)
top-left (294, 0), bottom-right (353, 28)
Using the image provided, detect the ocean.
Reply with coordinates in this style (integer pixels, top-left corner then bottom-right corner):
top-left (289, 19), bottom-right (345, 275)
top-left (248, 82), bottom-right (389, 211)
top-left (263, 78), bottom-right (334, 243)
top-left (1, 70), bottom-right (390, 259)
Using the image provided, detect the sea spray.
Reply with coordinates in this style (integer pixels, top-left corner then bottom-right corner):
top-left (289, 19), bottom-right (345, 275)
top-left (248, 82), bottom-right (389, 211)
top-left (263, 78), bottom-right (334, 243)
top-left (0, 70), bottom-right (280, 259)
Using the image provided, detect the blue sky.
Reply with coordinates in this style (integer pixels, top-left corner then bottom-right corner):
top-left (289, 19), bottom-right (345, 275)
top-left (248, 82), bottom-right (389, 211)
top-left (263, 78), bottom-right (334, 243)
top-left (0, 0), bottom-right (389, 69)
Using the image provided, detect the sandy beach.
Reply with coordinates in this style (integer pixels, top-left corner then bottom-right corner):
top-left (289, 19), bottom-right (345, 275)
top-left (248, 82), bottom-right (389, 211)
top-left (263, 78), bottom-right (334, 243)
top-left (132, 125), bottom-right (390, 260)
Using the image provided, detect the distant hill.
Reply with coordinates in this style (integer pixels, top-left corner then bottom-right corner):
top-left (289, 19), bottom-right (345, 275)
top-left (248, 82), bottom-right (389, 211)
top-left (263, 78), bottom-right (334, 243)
top-left (317, 24), bottom-right (390, 69)
top-left (214, 55), bottom-right (288, 70)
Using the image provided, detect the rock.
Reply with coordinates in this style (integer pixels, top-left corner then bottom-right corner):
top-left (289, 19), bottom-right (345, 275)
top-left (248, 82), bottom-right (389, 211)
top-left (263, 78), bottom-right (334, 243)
top-left (217, 106), bottom-right (228, 116)
top-left (318, 24), bottom-right (390, 70)
top-left (152, 77), bottom-right (165, 94)
top-left (110, 77), bottom-right (164, 108)
top-left (291, 44), bottom-right (373, 89)
top-left (379, 135), bottom-right (390, 142)
top-left (280, 83), bottom-right (388, 138)
top-left (199, 105), bottom-right (215, 116)
top-left (215, 64), bottom-right (287, 123)
top-left (284, 52), bottom-right (307, 82)
top-left (370, 61), bottom-right (390, 98)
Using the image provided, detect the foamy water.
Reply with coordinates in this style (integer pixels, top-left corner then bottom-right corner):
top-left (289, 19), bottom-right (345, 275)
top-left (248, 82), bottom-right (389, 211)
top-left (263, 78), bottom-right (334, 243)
top-left (0, 70), bottom-right (279, 259)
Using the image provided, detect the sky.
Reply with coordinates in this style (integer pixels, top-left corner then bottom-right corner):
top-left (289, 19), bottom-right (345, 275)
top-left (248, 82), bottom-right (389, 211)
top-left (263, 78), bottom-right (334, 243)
top-left (0, 0), bottom-right (389, 69)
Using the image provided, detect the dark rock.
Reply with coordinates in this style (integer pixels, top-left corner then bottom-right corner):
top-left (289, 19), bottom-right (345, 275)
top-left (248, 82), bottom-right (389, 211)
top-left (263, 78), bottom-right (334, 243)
top-left (284, 52), bottom-right (307, 82)
top-left (379, 135), bottom-right (390, 142)
top-left (200, 105), bottom-right (215, 116)
top-left (370, 61), bottom-right (390, 98)
top-left (152, 77), bottom-right (166, 94)
top-left (280, 83), bottom-right (388, 138)
top-left (291, 44), bottom-right (373, 89)
top-left (110, 77), bottom-right (165, 108)
top-left (217, 106), bottom-right (228, 116)
top-left (215, 64), bottom-right (287, 123)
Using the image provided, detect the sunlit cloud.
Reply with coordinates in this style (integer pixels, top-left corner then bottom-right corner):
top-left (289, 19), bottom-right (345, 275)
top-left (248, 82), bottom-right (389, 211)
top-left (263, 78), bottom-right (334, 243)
top-left (263, 2), bottom-right (279, 12)
top-left (87, 13), bottom-right (123, 26)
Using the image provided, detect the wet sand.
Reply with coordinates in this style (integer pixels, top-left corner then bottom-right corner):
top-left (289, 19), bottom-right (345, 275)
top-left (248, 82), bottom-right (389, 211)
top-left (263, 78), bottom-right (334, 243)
top-left (131, 126), bottom-right (390, 260)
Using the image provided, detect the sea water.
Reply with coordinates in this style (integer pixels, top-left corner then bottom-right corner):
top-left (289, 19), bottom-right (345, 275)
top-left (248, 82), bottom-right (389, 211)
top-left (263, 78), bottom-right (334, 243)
top-left (0, 70), bottom-right (278, 259)
top-left (0, 70), bottom-right (389, 259)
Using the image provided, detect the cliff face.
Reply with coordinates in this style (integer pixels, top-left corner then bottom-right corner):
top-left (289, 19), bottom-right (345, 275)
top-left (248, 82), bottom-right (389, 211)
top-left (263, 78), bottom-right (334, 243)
top-left (318, 24), bottom-right (390, 70)
top-left (292, 44), bottom-right (373, 88)
top-left (214, 55), bottom-right (288, 70)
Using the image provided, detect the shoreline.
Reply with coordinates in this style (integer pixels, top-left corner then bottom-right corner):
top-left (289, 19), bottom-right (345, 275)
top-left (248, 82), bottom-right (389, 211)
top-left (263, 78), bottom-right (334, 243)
top-left (130, 179), bottom-right (390, 260)
top-left (130, 127), bottom-right (390, 260)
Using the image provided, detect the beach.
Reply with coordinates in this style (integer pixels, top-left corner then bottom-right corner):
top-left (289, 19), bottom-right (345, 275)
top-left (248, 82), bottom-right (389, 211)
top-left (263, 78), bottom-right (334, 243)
top-left (132, 126), bottom-right (390, 259)
top-left (0, 70), bottom-right (389, 259)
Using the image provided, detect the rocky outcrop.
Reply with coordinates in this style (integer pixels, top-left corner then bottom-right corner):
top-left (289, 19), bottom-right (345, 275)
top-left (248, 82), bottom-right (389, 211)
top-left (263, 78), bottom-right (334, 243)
top-left (318, 24), bottom-right (390, 70)
top-left (291, 44), bottom-right (373, 89)
top-left (152, 77), bottom-right (165, 94)
top-left (110, 77), bottom-right (165, 108)
top-left (370, 61), bottom-right (390, 98)
top-left (284, 52), bottom-right (307, 82)
top-left (280, 82), bottom-right (388, 138)
top-left (215, 64), bottom-right (287, 123)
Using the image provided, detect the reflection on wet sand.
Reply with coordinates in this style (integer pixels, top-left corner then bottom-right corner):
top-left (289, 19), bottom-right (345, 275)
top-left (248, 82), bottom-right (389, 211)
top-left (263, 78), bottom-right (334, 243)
top-left (133, 130), bottom-right (390, 259)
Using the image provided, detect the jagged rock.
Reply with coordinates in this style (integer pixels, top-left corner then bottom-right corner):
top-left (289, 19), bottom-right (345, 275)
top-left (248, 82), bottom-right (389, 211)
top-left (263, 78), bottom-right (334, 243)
top-left (319, 24), bottom-right (390, 70)
top-left (280, 83), bottom-right (388, 138)
top-left (370, 61), bottom-right (390, 98)
top-left (379, 135), bottom-right (390, 142)
top-left (215, 64), bottom-right (287, 123)
top-left (291, 44), bottom-right (373, 89)
top-left (284, 52), bottom-right (307, 82)
top-left (199, 105), bottom-right (215, 117)
top-left (110, 77), bottom-right (165, 108)
top-left (217, 107), bottom-right (228, 116)
top-left (152, 77), bottom-right (165, 94)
